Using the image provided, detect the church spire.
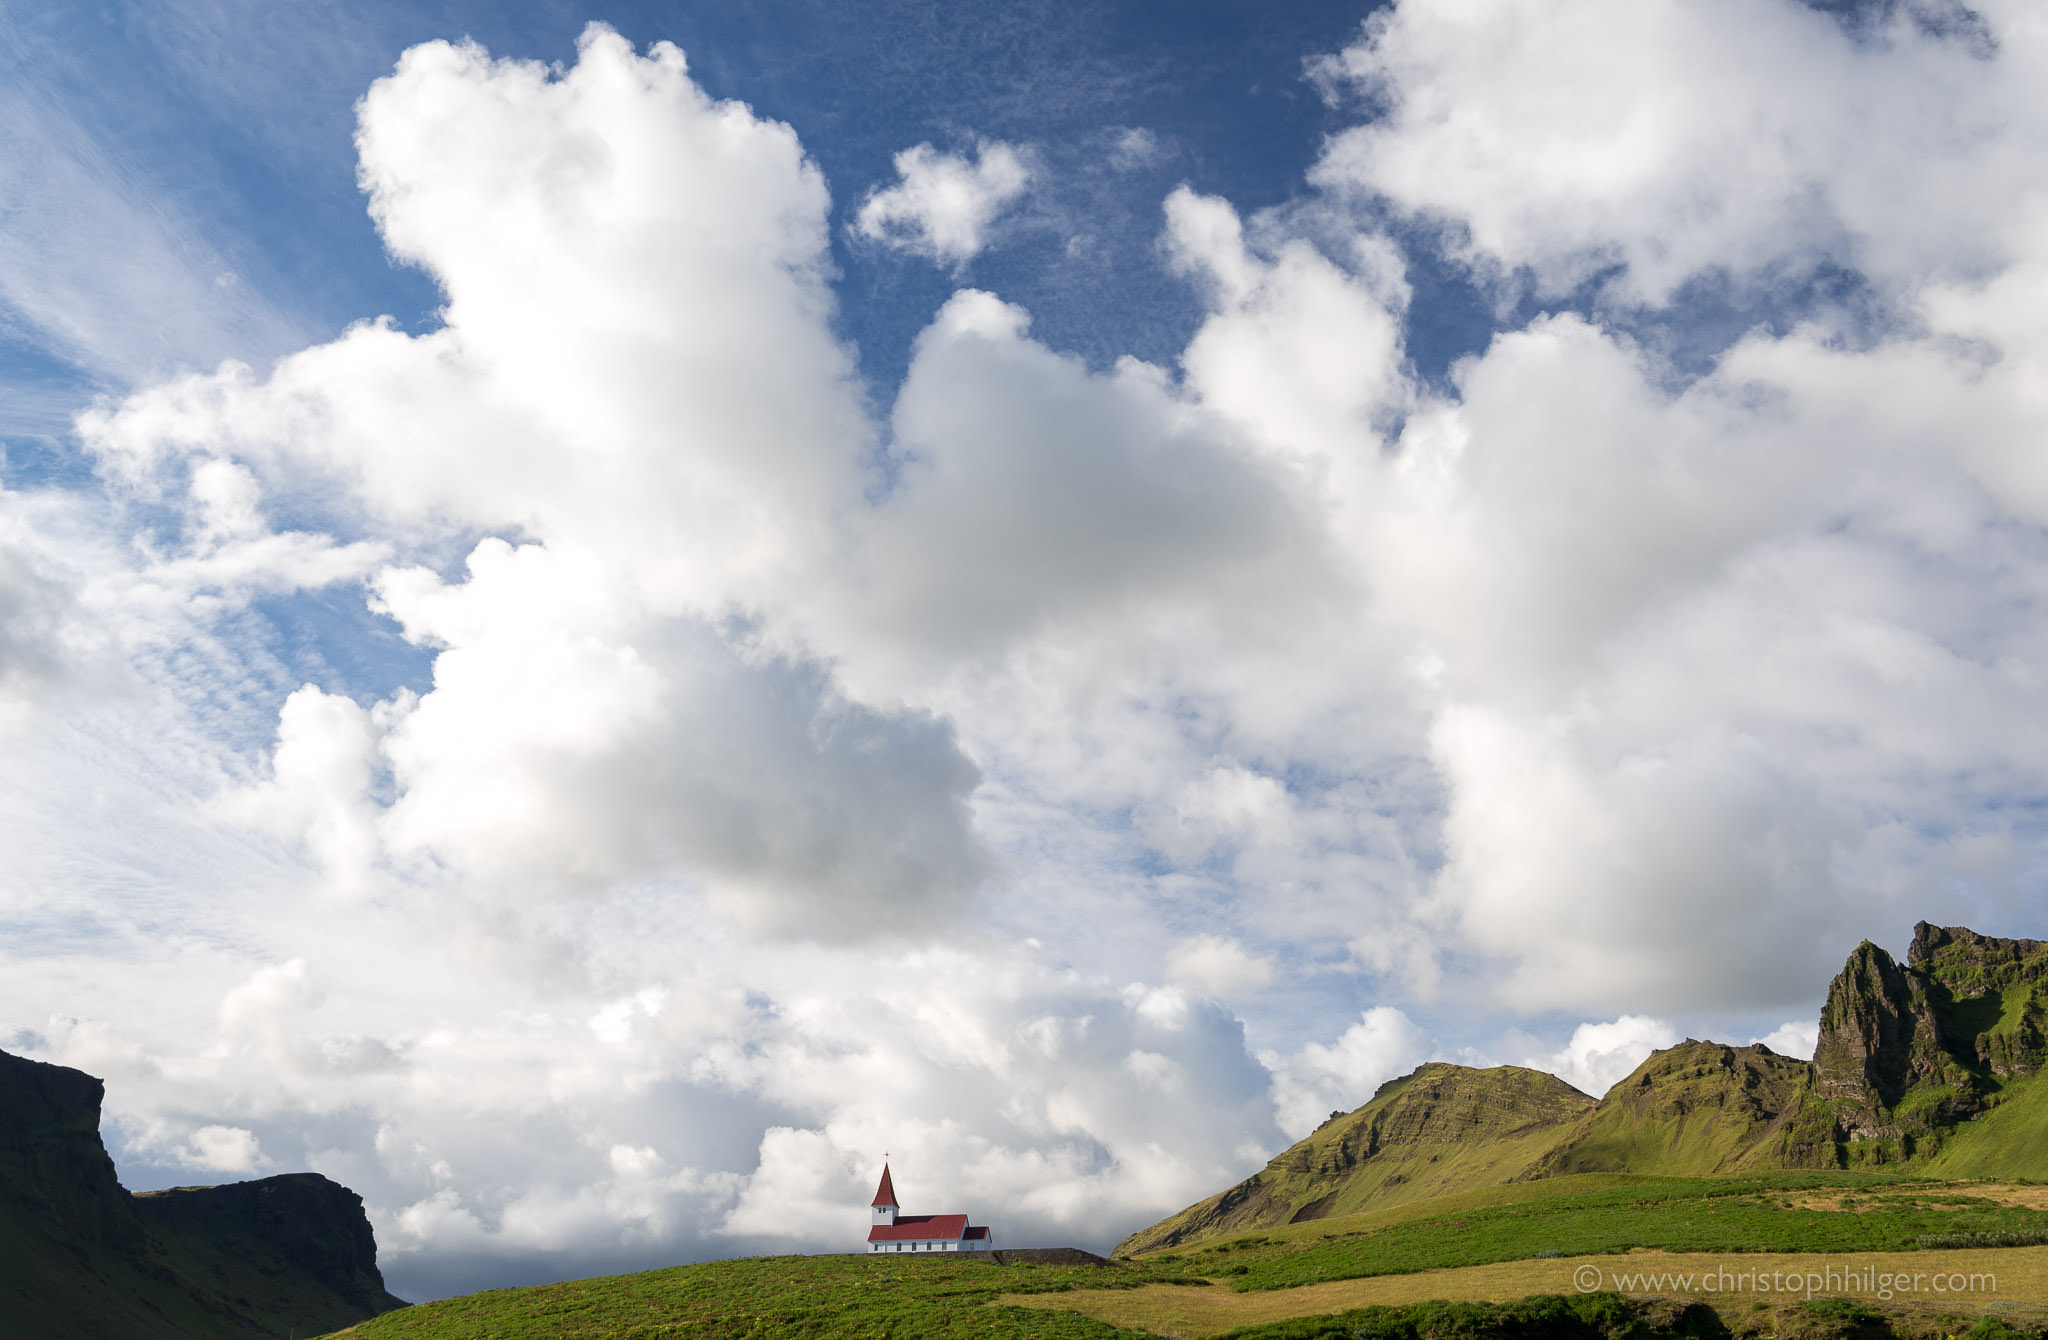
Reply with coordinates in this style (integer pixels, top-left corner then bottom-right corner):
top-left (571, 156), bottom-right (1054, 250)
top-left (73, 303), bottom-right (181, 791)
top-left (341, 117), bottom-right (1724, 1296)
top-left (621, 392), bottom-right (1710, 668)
top-left (871, 1162), bottom-right (899, 1208)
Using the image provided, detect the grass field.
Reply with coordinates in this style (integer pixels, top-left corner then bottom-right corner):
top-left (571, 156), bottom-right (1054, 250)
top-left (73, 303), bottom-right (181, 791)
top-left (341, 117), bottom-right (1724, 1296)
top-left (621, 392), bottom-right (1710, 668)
top-left (322, 1173), bottom-right (2048, 1339)
top-left (1002, 1246), bottom-right (2048, 1337)
top-left (1139, 1173), bottom-right (2048, 1294)
top-left (324, 1253), bottom-right (1177, 1339)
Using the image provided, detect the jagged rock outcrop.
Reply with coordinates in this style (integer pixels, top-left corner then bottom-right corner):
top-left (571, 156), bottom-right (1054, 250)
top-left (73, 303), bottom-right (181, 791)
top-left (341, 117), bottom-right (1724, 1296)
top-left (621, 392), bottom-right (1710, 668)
top-left (1912, 922), bottom-right (2048, 1079)
top-left (0, 1046), bottom-right (406, 1339)
top-left (1812, 939), bottom-right (1953, 1140)
top-left (1805, 921), bottom-right (2048, 1160)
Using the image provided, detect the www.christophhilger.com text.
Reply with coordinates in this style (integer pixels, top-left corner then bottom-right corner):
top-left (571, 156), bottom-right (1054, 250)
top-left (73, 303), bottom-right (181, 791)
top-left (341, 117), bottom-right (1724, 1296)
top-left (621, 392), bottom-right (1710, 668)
top-left (1571, 1262), bottom-right (1998, 1301)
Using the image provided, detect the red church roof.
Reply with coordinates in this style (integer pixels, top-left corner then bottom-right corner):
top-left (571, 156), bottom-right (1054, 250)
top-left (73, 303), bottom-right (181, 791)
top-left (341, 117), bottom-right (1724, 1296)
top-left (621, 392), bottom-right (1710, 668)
top-left (868, 1214), bottom-right (969, 1242)
top-left (871, 1163), bottom-right (898, 1208)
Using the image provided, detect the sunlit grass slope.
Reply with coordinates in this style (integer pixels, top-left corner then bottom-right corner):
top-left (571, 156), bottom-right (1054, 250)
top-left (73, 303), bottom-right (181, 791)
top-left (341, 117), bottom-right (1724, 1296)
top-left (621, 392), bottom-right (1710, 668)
top-left (1927, 1073), bottom-right (2048, 1181)
top-left (1129, 1173), bottom-right (2048, 1294)
top-left (1008, 1250), bottom-right (2048, 1339)
top-left (1530, 1042), bottom-right (1816, 1177)
top-left (323, 1254), bottom-right (1169, 1339)
top-left (1116, 1064), bottom-right (1595, 1255)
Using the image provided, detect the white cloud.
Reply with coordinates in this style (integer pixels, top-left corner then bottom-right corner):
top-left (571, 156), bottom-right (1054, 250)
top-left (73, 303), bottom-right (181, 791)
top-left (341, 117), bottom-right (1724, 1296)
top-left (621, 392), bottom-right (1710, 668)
top-left (212, 688), bottom-right (383, 888)
top-left (1165, 935), bottom-right (1273, 996)
top-left (0, 506), bottom-right (78, 714)
top-left (1431, 712), bottom-right (1853, 1011)
top-left (1751, 1018), bottom-right (1819, 1060)
top-left (1520, 1015), bottom-right (1680, 1098)
top-left (77, 27), bottom-right (986, 940)
top-left (1311, 0), bottom-right (2034, 304)
top-left (815, 287), bottom-right (1323, 689)
top-left (1107, 127), bottom-right (1163, 171)
top-left (855, 140), bottom-right (1031, 267)
top-left (182, 1125), bottom-right (265, 1173)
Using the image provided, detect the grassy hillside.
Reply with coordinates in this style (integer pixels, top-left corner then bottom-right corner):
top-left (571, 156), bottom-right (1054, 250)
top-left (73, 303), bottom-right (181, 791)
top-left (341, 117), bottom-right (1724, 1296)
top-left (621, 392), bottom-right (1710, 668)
top-left (1011, 1254), bottom-right (2048, 1339)
top-left (1529, 1041), bottom-right (1815, 1178)
top-left (1136, 1173), bottom-right (2048, 1293)
top-left (1925, 1072), bottom-right (2048, 1181)
top-left (324, 1252), bottom-right (1169, 1339)
top-left (325, 1173), bottom-right (2048, 1339)
top-left (1117, 1064), bottom-right (1593, 1254)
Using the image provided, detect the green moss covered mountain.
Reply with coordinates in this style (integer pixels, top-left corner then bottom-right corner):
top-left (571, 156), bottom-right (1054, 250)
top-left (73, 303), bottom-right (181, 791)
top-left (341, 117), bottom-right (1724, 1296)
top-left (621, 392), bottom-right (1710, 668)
top-left (0, 1046), bottom-right (405, 1339)
top-left (1120, 921), bottom-right (2048, 1255)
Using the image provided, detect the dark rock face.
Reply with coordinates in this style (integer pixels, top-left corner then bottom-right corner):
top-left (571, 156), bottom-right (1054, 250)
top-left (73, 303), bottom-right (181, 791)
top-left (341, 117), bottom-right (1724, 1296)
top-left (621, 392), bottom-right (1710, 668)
top-left (0, 1046), bottom-right (406, 1338)
top-left (1910, 922), bottom-right (2046, 969)
top-left (1806, 921), bottom-right (2048, 1160)
top-left (1812, 939), bottom-right (1946, 1139)
top-left (133, 1174), bottom-right (399, 1318)
top-left (0, 1050), bottom-right (147, 1255)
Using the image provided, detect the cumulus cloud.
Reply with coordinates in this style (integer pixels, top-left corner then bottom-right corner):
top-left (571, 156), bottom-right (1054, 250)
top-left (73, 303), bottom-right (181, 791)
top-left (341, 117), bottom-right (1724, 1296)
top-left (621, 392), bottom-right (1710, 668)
top-left (1752, 1018), bottom-right (1820, 1059)
top-left (1165, 934), bottom-right (1273, 995)
top-left (814, 288), bottom-right (1321, 688)
top-left (79, 26), bottom-right (987, 938)
top-left (183, 1124), bottom-right (265, 1173)
top-left (1311, 0), bottom-right (2033, 304)
top-left (855, 140), bottom-right (1031, 267)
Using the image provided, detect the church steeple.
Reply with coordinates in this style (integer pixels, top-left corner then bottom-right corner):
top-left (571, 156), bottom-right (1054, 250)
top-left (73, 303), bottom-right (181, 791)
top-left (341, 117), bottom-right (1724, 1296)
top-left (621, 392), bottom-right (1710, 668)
top-left (871, 1162), bottom-right (898, 1227)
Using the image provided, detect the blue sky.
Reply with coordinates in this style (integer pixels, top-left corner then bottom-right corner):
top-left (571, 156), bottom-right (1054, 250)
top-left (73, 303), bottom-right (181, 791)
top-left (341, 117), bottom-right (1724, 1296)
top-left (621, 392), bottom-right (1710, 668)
top-left (4, 0), bottom-right (2047, 1303)
top-left (2, 2), bottom-right (1401, 422)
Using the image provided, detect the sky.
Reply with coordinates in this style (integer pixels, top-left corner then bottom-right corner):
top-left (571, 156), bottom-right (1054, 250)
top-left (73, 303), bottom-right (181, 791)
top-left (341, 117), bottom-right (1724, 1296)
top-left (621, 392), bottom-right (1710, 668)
top-left (2, 0), bottom-right (2045, 1303)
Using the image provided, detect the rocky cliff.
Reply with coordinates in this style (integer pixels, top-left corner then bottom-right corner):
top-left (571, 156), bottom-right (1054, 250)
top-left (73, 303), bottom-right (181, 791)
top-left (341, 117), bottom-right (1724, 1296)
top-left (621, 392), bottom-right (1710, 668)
top-left (0, 1047), bottom-right (406, 1339)
top-left (1806, 921), bottom-right (2048, 1162)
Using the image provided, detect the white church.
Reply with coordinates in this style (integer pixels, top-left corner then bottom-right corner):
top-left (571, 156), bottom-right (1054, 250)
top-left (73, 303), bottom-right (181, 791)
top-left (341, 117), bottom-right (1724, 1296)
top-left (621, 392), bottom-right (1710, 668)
top-left (865, 1163), bottom-right (995, 1253)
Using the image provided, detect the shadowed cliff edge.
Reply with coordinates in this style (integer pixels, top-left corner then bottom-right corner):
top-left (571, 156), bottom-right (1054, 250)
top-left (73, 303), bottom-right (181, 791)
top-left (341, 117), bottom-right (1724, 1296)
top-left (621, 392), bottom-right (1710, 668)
top-left (0, 1046), bottom-right (405, 1340)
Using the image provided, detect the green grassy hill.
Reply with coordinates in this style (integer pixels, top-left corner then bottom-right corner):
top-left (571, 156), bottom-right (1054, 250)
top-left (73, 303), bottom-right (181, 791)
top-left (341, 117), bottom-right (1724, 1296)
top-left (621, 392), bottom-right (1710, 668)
top-left (1529, 1040), bottom-right (1816, 1178)
top-left (1924, 1071), bottom-right (2048, 1181)
top-left (1116, 1064), bottom-right (1593, 1255)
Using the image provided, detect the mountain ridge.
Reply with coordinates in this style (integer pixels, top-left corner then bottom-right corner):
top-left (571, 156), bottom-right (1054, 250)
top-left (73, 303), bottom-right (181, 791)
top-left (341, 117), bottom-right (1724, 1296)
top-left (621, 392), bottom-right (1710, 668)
top-left (1118, 920), bottom-right (2048, 1256)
